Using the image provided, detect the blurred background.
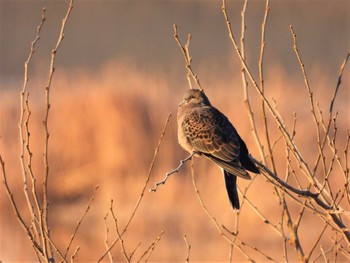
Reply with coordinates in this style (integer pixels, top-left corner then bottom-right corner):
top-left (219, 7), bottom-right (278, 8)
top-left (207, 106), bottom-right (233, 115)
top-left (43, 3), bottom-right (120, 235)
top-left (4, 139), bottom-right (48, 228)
top-left (1, 0), bottom-right (349, 261)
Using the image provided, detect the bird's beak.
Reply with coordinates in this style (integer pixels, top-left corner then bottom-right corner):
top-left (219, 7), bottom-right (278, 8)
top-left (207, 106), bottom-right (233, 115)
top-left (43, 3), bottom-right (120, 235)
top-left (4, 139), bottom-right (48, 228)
top-left (178, 99), bottom-right (185, 107)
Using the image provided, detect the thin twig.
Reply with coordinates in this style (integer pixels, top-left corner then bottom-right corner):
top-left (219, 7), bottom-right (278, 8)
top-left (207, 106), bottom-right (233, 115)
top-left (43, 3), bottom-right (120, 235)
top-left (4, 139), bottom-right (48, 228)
top-left (329, 51), bottom-right (350, 113)
top-left (42, 1), bottom-right (75, 259)
top-left (149, 151), bottom-right (197, 192)
top-left (290, 26), bottom-right (330, 204)
top-left (239, 0), bottom-right (266, 164)
top-left (238, 186), bottom-right (282, 237)
top-left (103, 213), bottom-right (114, 263)
top-left (64, 185), bottom-right (99, 258)
top-left (24, 93), bottom-right (43, 246)
top-left (259, 0), bottom-right (274, 171)
top-left (137, 231), bottom-right (164, 263)
top-left (19, 8), bottom-right (46, 245)
top-left (173, 24), bottom-right (202, 91)
top-left (306, 224), bottom-right (328, 262)
top-left (129, 242), bottom-right (142, 261)
top-left (109, 200), bottom-right (130, 262)
top-left (183, 235), bottom-right (191, 262)
top-left (70, 246), bottom-right (80, 263)
top-left (283, 198), bottom-right (305, 262)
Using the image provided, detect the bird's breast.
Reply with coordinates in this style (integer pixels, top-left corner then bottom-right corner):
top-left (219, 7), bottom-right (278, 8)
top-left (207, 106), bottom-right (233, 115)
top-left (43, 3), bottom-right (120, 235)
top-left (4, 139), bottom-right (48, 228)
top-left (177, 106), bottom-right (196, 153)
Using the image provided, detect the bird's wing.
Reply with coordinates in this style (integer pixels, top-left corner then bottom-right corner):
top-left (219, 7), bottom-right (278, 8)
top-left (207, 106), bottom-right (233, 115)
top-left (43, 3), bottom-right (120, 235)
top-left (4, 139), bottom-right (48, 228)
top-left (183, 106), bottom-right (251, 179)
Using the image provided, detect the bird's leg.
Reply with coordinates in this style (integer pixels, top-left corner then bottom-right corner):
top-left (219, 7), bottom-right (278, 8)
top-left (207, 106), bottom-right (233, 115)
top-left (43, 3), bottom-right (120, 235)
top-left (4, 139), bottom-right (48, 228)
top-left (149, 151), bottom-right (198, 192)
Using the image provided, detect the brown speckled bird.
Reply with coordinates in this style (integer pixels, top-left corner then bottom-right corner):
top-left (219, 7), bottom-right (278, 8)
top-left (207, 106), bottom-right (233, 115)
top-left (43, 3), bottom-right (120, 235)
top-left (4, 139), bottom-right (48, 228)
top-left (177, 89), bottom-right (260, 209)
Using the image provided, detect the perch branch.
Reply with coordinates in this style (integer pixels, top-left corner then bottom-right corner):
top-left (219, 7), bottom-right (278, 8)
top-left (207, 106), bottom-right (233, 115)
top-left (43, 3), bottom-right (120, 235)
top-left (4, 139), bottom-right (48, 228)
top-left (149, 151), bottom-right (197, 192)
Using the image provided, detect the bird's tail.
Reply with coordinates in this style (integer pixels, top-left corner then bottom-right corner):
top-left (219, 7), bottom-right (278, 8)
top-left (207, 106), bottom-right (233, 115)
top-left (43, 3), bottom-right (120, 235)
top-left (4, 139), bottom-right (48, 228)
top-left (223, 170), bottom-right (240, 210)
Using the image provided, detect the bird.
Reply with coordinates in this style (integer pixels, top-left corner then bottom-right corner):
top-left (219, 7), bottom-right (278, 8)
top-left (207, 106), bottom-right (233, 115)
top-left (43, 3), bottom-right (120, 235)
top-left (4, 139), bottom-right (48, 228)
top-left (177, 88), bottom-right (260, 210)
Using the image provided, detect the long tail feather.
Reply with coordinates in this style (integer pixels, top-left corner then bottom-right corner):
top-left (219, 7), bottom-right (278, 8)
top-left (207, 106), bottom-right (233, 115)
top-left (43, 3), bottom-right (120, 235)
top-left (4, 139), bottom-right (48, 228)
top-left (223, 170), bottom-right (240, 209)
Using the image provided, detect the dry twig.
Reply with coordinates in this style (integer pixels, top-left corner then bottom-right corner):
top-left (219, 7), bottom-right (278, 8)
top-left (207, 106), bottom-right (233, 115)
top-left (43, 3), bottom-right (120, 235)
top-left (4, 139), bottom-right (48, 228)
top-left (183, 235), bottom-right (191, 263)
top-left (173, 24), bottom-right (202, 91)
top-left (149, 151), bottom-right (197, 192)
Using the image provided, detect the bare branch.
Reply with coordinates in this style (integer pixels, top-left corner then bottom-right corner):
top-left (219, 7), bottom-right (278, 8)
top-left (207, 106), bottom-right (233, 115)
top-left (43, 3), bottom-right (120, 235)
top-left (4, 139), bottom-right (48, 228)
top-left (183, 235), bottom-right (191, 263)
top-left (173, 24), bottom-right (202, 90)
top-left (42, 1), bottom-right (75, 259)
top-left (329, 51), bottom-right (350, 113)
top-left (259, 0), bottom-right (275, 171)
top-left (109, 200), bottom-right (130, 262)
top-left (240, 0), bottom-right (266, 164)
top-left (70, 246), bottom-right (80, 263)
top-left (103, 213), bottom-right (114, 263)
top-left (19, 9), bottom-right (46, 240)
top-left (149, 151), bottom-right (197, 192)
top-left (252, 157), bottom-right (318, 198)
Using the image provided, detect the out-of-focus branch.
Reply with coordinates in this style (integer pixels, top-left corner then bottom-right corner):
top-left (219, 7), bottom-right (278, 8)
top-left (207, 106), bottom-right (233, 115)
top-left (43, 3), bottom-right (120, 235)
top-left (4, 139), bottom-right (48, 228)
top-left (64, 186), bottom-right (99, 258)
top-left (137, 231), bottom-right (164, 262)
top-left (103, 213), bottom-right (114, 263)
top-left (109, 200), bottom-right (130, 262)
top-left (183, 235), bottom-right (191, 263)
top-left (98, 113), bottom-right (171, 262)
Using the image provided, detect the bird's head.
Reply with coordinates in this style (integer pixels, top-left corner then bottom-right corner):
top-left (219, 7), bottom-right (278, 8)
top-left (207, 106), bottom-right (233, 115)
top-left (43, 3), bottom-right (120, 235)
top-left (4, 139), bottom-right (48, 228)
top-left (178, 89), bottom-right (212, 108)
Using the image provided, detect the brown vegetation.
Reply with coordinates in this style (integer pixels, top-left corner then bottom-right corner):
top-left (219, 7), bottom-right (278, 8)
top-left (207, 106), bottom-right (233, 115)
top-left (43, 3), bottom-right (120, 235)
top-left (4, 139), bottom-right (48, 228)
top-left (1, 0), bottom-right (349, 262)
